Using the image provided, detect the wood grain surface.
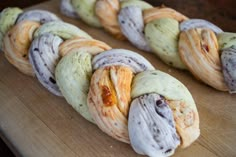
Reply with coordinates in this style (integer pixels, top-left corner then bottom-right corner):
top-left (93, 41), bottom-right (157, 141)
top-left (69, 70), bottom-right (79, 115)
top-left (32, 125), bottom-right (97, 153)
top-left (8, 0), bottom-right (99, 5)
top-left (0, 0), bottom-right (236, 157)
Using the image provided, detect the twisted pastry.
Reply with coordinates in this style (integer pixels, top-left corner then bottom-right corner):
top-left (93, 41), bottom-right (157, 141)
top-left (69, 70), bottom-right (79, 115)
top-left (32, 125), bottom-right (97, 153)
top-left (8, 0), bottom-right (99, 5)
top-left (0, 7), bottom-right (22, 50)
top-left (0, 7), bottom-right (200, 157)
top-left (60, 0), bottom-right (236, 93)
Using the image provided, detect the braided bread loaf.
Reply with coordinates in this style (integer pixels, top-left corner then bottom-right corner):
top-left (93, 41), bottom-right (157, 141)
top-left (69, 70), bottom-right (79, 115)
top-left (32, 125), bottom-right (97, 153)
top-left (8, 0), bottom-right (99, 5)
top-left (60, 0), bottom-right (236, 93)
top-left (0, 7), bottom-right (200, 157)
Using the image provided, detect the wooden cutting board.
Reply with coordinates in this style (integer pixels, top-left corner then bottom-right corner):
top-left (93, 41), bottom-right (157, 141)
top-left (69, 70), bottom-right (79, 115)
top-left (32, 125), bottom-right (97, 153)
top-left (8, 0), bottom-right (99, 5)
top-left (0, 0), bottom-right (235, 156)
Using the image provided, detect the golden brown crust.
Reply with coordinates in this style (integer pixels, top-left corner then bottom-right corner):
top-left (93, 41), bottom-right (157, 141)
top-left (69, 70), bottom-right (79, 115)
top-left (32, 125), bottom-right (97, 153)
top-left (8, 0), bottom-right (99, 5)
top-left (179, 28), bottom-right (228, 91)
top-left (95, 0), bottom-right (126, 40)
top-left (87, 65), bottom-right (133, 143)
top-left (3, 20), bottom-right (40, 76)
top-left (59, 37), bottom-right (112, 57)
top-left (143, 7), bottom-right (188, 24)
top-left (167, 100), bottom-right (200, 148)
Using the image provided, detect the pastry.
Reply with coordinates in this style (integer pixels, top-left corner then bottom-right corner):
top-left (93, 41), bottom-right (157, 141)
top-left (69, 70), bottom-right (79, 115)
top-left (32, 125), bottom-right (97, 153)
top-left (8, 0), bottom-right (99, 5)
top-left (55, 38), bottom-right (111, 122)
top-left (60, 0), bottom-right (79, 18)
top-left (16, 9), bottom-right (61, 24)
top-left (145, 18), bottom-right (187, 69)
top-left (129, 93), bottom-right (180, 157)
top-left (92, 49), bottom-right (155, 73)
top-left (59, 37), bottom-right (111, 56)
top-left (217, 32), bottom-right (236, 50)
top-left (118, 6), bottom-right (151, 51)
top-left (120, 0), bottom-right (153, 10)
top-left (34, 21), bottom-right (92, 39)
top-left (56, 50), bottom-right (94, 122)
top-left (131, 70), bottom-right (200, 148)
top-left (87, 65), bottom-right (133, 143)
top-left (60, 0), bottom-right (236, 93)
top-left (29, 33), bottom-right (63, 96)
top-left (221, 46), bottom-right (236, 93)
top-left (0, 7), bottom-right (23, 50)
top-left (179, 28), bottom-right (228, 91)
top-left (180, 19), bottom-right (223, 34)
top-left (2, 7), bottom-right (200, 157)
top-left (88, 48), bottom-right (155, 143)
top-left (95, 0), bottom-right (125, 39)
top-left (0, 8), bottom-right (91, 96)
top-left (143, 7), bottom-right (188, 24)
top-left (3, 21), bottom-right (40, 76)
top-left (71, 0), bottom-right (101, 27)
top-left (89, 49), bottom-right (199, 155)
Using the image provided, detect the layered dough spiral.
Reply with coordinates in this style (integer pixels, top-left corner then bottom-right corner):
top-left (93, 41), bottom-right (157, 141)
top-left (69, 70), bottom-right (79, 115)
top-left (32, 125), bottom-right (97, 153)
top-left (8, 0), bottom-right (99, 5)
top-left (60, 0), bottom-right (236, 93)
top-left (0, 7), bottom-right (200, 157)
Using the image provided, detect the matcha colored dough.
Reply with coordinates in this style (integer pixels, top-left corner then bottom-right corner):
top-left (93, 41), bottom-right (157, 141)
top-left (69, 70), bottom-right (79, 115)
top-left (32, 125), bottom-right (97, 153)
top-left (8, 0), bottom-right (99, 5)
top-left (145, 18), bottom-right (187, 69)
top-left (55, 51), bottom-right (94, 122)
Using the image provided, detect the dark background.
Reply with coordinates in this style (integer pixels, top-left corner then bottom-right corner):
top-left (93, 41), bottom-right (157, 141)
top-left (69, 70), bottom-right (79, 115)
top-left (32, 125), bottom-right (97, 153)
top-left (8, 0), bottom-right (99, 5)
top-left (0, 0), bottom-right (47, 10)
top-left (0, 0), bottom-right (235, 156)
top-left (0, 139), bottom-right (14, 157)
